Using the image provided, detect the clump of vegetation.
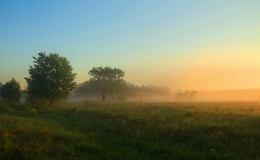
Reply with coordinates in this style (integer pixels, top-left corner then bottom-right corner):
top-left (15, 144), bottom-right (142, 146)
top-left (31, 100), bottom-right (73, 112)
top-left (25, 52), bottom-right (77, 107)
top-left (0, 78), bottom-right (21, 103)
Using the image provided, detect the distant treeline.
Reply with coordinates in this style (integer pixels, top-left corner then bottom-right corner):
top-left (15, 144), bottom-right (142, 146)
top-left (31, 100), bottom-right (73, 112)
top-left (71, 81), bottom-right (172, 101)
top-left (126, 83), bottom-right (172, 96)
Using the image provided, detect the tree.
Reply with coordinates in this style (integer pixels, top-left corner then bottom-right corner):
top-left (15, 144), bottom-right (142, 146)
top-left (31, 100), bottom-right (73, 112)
top-left (0, 82), bottom-right (2, 96)
top-left (0, 78), bottom-right (21, 103)
top-left (25, 52), bottom-right (77, 107)
top-left (88, 66), bottom-right (126, 101)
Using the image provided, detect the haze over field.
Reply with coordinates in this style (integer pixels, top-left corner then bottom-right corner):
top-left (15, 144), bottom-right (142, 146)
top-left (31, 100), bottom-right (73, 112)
top-left (0, 0), bottom-right (260, 92)
top-left (0, 1), bottom-right (260, 159)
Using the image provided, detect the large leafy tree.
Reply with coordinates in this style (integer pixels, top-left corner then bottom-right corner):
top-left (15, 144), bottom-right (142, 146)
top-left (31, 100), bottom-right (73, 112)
top-left (0, 78), bottom-right (21, 103)
top-left (25, 52), bottom-right (76, 107)
top-left (88, 66), bottom-right (126, 101)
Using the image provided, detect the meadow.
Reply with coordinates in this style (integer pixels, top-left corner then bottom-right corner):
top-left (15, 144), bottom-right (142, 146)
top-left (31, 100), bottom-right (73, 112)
top-left (0, 102), bottom-right (259, 160)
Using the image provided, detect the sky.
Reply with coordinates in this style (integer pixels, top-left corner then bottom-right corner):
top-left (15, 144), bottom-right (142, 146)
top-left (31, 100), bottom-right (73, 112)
top-left (0, 0), bottom-right (259, 90)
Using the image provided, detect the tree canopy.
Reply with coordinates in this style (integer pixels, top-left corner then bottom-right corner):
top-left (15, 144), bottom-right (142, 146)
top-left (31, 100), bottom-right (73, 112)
top-left (25, 52), bottom-right (76, 107)
top-left (0, 78), bottom-right (21, 103)
top-left (88, 66), bottom-right (126, 101)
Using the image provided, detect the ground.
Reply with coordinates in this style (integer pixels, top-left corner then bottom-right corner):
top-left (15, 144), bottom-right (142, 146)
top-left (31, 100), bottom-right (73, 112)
top-left (0, 102), bottom-right (259, 160)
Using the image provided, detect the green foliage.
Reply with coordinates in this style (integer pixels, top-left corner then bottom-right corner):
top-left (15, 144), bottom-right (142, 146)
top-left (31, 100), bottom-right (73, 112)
top-left (25, 52), bottom-right (76, 107)
top-left (88, 66), bottom-right (126, 101)
top-left (0, 78), bottom-right (21, 103)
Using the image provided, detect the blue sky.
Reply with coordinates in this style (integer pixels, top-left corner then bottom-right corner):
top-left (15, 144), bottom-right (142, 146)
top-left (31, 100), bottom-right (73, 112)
top-left (0, 0), bottom-right (259, 90)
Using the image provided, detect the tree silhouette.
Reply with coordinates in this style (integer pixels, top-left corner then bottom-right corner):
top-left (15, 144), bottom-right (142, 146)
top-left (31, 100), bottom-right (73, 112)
top-left (88, 66), bottom-right (126, 101)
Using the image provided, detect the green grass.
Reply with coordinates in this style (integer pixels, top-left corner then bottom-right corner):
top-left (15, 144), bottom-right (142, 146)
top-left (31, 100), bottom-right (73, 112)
top-left (0, 102), bottom-right (259, 160)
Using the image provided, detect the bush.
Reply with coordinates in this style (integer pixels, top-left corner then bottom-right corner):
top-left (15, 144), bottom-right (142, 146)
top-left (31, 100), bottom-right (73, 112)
top-left (0, 78), bottom-right (21, 103)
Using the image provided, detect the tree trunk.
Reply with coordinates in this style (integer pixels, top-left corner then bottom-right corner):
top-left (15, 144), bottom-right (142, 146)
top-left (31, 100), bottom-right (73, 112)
top-left (102, 92), bottom-right (106, 101)
top-left (49, 99), bottom-right (53, 107)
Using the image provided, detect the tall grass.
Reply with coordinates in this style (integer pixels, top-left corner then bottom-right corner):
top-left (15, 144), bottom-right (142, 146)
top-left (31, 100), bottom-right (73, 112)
top-left (0, 102), bottom-right (259, 159)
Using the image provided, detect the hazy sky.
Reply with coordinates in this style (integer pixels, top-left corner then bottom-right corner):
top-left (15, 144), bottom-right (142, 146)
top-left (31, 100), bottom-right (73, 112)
top-left (0, 0), bottom-right (259, 90)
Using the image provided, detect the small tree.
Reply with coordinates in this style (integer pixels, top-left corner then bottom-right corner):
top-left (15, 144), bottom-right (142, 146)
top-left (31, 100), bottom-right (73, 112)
top-left (88, 66), bottom-right (126, 101)
top-left (0, 78), bottom-right (21, 103)
top-left (25, 52), bottom-right (77, 107)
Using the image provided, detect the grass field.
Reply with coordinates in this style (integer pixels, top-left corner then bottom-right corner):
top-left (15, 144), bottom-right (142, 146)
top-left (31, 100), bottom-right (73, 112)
top-left (0, 102), bottom-right (259, 160)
